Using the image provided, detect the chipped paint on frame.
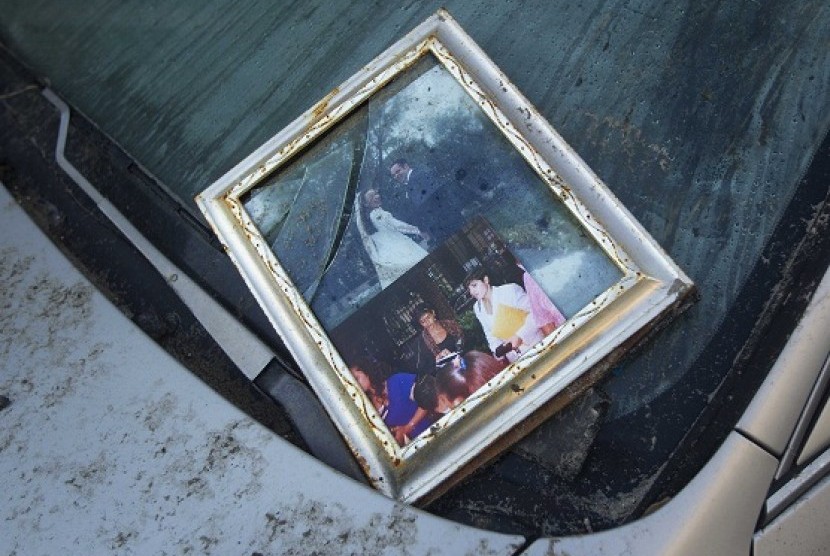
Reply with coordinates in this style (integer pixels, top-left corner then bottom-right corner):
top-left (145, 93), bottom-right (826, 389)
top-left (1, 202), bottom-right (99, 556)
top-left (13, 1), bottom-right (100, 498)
top-left (196, 9), bottom-right (694, 502)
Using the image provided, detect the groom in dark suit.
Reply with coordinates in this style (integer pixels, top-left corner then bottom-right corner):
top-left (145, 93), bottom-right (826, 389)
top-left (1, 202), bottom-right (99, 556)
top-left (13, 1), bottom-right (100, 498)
top-left (388, 158), bottom-right (466, 247)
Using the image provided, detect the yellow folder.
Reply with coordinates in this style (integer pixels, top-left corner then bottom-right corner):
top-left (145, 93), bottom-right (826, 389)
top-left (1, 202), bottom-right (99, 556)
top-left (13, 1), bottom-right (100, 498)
top-left (491, 304), bottom-right (529, 340)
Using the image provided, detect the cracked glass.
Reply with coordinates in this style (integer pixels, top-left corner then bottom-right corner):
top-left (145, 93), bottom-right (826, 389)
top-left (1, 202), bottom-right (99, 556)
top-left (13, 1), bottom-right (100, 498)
top-left (242, 55), bottom-right (622, 446)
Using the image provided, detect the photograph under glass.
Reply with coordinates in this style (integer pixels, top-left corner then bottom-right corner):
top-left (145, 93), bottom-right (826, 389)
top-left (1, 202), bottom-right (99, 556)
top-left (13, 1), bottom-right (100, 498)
top-left (241, 54), bottom-right (622, 446)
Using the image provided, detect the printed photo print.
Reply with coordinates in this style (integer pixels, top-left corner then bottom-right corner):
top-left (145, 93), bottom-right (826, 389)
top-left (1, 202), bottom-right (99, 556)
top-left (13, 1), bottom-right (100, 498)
top-left (240, 54), bottom-right (623, 443)
top-left (332, 217), bottom-right (580, 446)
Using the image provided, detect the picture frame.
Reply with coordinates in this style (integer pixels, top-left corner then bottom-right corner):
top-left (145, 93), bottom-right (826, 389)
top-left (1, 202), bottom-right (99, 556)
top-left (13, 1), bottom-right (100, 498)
top-left (196, 9), bottom-right (694, 503)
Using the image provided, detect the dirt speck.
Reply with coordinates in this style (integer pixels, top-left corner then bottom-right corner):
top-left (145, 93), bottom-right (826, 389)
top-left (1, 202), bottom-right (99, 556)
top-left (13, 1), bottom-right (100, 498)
top-left (251, 498), bottom-right (427, 555)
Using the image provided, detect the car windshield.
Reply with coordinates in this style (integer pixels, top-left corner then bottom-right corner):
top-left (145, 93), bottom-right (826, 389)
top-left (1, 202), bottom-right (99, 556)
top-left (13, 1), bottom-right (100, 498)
top-left (1, 1), bottom-right (828, 536)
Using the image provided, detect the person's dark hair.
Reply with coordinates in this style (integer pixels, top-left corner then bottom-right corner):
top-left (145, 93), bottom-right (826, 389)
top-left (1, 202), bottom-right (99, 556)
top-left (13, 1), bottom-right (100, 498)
top-left (350, 356), bottom-right (389, 391)
top-left (392, 157), bottom-right (408, 168)
top-left (463, 266), bottom-right (489, 289)
top-left (411, 304), bottom-right (435, 328)
top-left (438, 366), bottom-right (469, 400)
top-left (413, 368), bottom-right (466, 412)
top-left (462, 350), bottom-right (506, 392)
top-left (413, 374), bottom-right (439, 412)
top-left (412, 351), bottom-right (504, 411)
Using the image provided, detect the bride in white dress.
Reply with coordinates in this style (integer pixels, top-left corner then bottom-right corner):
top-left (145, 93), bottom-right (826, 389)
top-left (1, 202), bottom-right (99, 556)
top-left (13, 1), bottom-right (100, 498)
top-left (355, 189), bottom-right (428, 288)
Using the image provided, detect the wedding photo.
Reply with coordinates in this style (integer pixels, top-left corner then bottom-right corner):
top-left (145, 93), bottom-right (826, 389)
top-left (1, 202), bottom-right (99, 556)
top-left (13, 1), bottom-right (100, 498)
top-left (241, 54), bottom-right (621, 338)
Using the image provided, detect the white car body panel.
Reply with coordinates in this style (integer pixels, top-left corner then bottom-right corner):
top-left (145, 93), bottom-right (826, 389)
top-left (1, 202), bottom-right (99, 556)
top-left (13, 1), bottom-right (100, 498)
top-left (0, 184), bottom-right (524, 555)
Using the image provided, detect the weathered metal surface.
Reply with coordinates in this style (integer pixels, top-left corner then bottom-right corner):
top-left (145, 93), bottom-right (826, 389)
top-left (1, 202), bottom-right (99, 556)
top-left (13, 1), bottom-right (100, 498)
top-left (755, 471), bottom-right (830, 556)
top-left (0, 183), bottom-right (524, 554)
top-left (736, 268), bottom-right (830, 458)
top-left (765, 448), bottom-right (830, 532)
top-left (525, 432), bottom-right (778, 555)
top-left (797, 356), bottom-right (830, 466)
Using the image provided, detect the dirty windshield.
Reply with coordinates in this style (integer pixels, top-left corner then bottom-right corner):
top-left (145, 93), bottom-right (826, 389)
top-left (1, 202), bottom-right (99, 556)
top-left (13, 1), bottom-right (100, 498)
top-left (2, 0), bottom-right (828, 538)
